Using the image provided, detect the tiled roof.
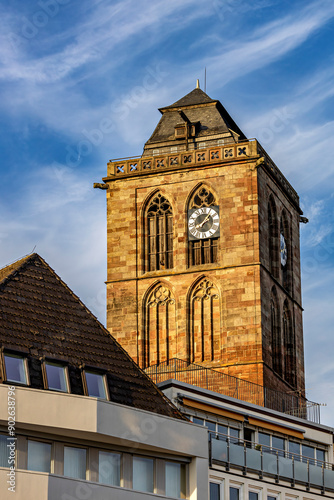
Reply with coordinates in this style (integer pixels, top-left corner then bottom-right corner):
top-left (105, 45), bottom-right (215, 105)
top-left (0, 254), bottom-right (183, 419)
top-left (160, 88), bottom-right (216, 109)
top-left (144, 88), bottom-right (246, 150)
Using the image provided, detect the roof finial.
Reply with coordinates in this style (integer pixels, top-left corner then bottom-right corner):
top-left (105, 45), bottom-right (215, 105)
top-left (196, 79), bottom-right (200, 89)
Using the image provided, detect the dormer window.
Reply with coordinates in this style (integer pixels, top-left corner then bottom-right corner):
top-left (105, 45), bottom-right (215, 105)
top-left (45, 362), bottom-right (69, 392)
top-left (4, 353), bottom-right (28, 385)
top-left (84, 370), bottom-right (108, 399)
top-left (174, 123), bottom-right (197, 139)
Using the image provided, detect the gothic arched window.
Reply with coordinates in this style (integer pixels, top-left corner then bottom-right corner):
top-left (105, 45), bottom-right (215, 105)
top-left (280, 212), bottom-right (290, 291)
top-left (188, 278), bottom-right (220, 363)
top-left (283, 301), bottom-right (296, 387)
top-left (271, 287), bottom-right (282, 376)
top-left (146, 193), bottom-right (173, 272)
top-left (188, 186), bottom-right (218, 266)
top-left (142, 284), bottom-right (176, 367)
top-left (268, 195), bottom-right (279, 278)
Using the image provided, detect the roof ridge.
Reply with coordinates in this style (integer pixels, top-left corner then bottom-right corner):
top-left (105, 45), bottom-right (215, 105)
top-left (0, 253), bottom-right (38, 286)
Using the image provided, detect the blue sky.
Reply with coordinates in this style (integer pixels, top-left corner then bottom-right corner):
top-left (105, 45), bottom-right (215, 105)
top-left (0, 0), bottom-right (333, 425)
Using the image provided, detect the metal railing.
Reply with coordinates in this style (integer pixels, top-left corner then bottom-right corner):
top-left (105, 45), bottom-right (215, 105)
top-left (145, 358), bottom-right (320, 423)
top-left (210, 433), bottom-right (334, 492)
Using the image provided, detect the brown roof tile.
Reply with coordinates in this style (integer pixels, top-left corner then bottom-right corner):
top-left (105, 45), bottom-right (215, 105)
top-left (0, 254), bottom-right (183, 419)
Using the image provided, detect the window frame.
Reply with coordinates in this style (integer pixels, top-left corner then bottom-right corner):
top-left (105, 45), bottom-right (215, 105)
top-left (2, 351), bottom-right (30, 386)
top-left (42, 359), bottom-right (70, 393)
top-left (81, 368), bottom-right (109, 400)
top-left (63, 445), bottom-right (88, 480)
top-left (27, 438), bottom-right (53, 473)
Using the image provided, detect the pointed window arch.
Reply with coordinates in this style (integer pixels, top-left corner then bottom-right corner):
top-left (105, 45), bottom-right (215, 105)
top-left (188, 278), bottom-right (220, 363)
top-left (283, 300), bottom-right (296, 387)
top-left (188, 186), bottom-right (218, 266)
top-left (145, 193), bottom-right (173, 272)
top-left (142, 284), bottom-right (176, 368)
top-left (280, 211), bottom-right (290, 291)
top-left (271, 287), bottom-right (282, 377)
top-left (268, 195), bottom-right (279, 278)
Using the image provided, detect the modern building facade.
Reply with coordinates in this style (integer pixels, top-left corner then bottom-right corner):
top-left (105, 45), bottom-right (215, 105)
top-left (159, 379), bottom-right (334, 500)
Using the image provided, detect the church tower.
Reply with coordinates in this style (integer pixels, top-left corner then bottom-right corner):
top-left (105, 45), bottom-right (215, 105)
top-left (96, 87), bottom-right (305, 398)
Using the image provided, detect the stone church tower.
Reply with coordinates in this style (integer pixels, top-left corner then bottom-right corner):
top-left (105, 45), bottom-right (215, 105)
top-left (96, 87), bottom-right (305, 397)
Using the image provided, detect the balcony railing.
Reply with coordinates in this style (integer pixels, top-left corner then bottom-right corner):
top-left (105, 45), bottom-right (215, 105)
top-left (210, 434), bottom-right (334, 493)
top-left (145, 358), bottom-right (320, 423)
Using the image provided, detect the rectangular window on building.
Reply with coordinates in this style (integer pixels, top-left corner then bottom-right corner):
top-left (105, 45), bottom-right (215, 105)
top-left (268, 496), bottom-right (277, 500)
top-left (133, 456), bottom-right (154, 493)
top-left (218, 424), bottom-right (228, 438)
top-left (0, 434), bottom-right (8, 467)
top-left (316, 449), bottom-right (325, 465)
top-left (165, 462), bottom-right (186, 499)
top-left (288, 441), bottom-right (300, 459)
top-left (230, 428), bottom-right (240, 444)
top-left (98, 451), bottom-right (121, 486)
top-left (206, 421), bottom-right (217, 436)
top-left (27, 440), bottom-right (51, 473)
top-left (4, 354), bottom-right (28, 385)
top-left (272, 436), bottom-right (285, 456)
top-left (210, 482), bottom-right (220, 500)
top-left (192, 417), bottom-right (204, 426)
top-left (64, 446), bottom-right (86, 479)
top-left (249, 492), bottom-right (258, 500)
top-left (302, 444), bottom-right (315, 464)
top-left (45, 362), bottom-right (68, 392)
top-left (84, 371), bottom-right (107, 399)
top-left (230, 486), bottom-right (240, 500)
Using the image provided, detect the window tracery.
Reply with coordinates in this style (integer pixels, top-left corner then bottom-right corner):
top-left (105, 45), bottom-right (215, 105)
top-left (146, 193), bottom-right (173, 272)
top-left (188, 278), bottom-right (220, 363)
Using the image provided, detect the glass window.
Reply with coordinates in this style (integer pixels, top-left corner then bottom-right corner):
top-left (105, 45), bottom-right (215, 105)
top-left (193, 417), bottom-right (204, 425)
top-left (230, 428), bottom-right (239, 444)
top-left (166, 462), bottom-right (186, 499)
top-left (98, 451), bottom-right (120, 486)
top-left (85, 371), bottom-right (107, 399)
top-left (0, 434), bottom-right (8, 467)
top-left (316, 449), bottom-right (325, 465)
top-left (64, 446), bottom-right (86, 479)
top-left (258, 432), bottom-right (270, 448)
top-left (230, 487), bottom-right (240, 500)
top-left (210, 482), bottom-right (220, 500)
top-left (289, 441), bottom-right (300, 459)
top-left (27, 440), bottom-right (51, 473)
top-left (268, 496), bottom-right (277, 500)
top-left (272, 436), bottom-right (285, 456)
top-left (206, 421), bottom-right (217, 434)
top-left (302, 444), bottom-right (314, 464)
top-left (133, 456), bottom-right (154, 493)
top-left (45, 362), bottom-right (68, 392)
top-left (218, 424), bottom-right (228, 437)
top-left (249, 492), bottom-right (258, 500)
top-left (4, 354), bottom-right (27, 384)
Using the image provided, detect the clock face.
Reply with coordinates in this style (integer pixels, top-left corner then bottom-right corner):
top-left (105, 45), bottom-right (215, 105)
top-left (280, 233), bottom-right (287, 267)
top-left (188, 206), bottom-right (220, 240)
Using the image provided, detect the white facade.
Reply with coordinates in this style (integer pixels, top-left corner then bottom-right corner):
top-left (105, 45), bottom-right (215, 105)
top-left (0, 384), bottom-right (209, 500)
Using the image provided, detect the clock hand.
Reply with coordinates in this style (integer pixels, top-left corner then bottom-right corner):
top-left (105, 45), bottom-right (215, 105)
top-left (196, 214), bottom-right (210, 229)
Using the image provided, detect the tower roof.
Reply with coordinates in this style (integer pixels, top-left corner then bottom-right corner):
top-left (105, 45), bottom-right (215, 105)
top-left (143, 87), bottom-right (247, 156)
top-left (160, 88), bottom-right (216, 109)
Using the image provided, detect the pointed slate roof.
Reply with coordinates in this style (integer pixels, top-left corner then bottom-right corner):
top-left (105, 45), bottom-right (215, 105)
top-left (160, 88), bottom-right (216, 109)
top-left (143, 87), bottom-right (246, 155)
top-left (0, 254), bottom-right (183, 419)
